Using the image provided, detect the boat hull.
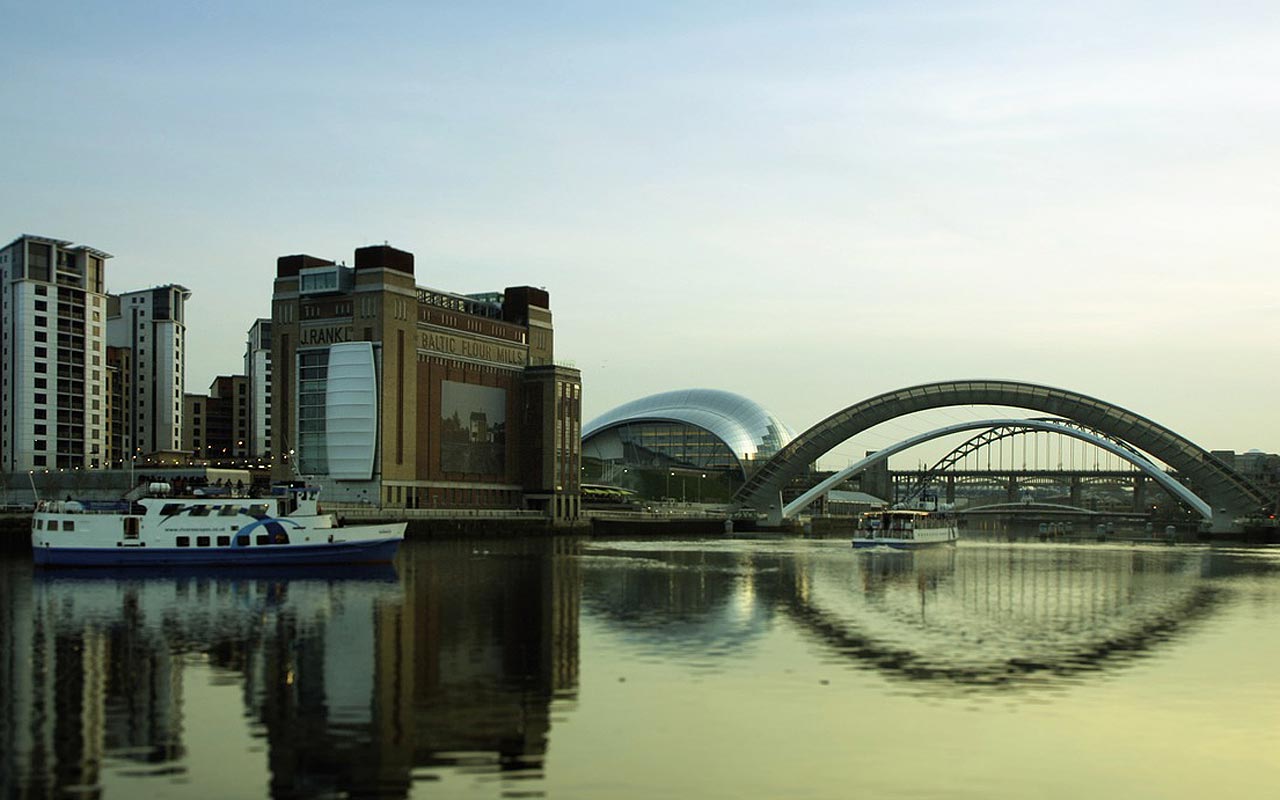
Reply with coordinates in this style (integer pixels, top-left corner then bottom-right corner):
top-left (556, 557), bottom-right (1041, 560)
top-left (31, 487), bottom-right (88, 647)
top-left (32, 536), bottom-right (403, 567)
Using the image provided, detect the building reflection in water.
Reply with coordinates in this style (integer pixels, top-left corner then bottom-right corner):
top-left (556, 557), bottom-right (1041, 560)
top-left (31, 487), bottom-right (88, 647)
top-left (3, 537), bottom-right (1274, 797)
top-left (0, 537), bottom-right (581, 799)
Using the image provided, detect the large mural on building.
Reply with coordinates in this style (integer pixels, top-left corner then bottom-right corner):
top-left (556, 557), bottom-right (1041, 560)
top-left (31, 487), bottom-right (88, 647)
top-left (441, 381), bottom-right (507, 474)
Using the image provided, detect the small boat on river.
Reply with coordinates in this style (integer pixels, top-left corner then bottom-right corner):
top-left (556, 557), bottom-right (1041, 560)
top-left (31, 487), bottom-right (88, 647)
top-left (852, 509), bottom-right (958, 550)
top-left (30, 483), bottom-right (405, 567)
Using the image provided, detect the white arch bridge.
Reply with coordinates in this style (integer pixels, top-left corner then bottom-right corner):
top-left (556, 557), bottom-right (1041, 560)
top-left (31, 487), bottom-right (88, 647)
top-left (733, 380), bottom-right (1270, 532)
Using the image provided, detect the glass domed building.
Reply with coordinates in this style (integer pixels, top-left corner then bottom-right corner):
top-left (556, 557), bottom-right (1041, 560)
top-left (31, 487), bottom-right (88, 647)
top-left (582, 390), bottom-right (795, 499)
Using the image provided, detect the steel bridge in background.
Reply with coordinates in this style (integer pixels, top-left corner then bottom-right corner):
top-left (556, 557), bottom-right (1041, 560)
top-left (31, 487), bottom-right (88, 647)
top-left (735, 380), bottom-right (1271, 532)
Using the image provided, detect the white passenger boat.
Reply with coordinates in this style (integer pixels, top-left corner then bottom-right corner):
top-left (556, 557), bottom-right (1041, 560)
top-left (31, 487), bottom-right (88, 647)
top-left (30, 483), bottom-right (406, 567)
top-left (852, 509), bottom-right (958, 549)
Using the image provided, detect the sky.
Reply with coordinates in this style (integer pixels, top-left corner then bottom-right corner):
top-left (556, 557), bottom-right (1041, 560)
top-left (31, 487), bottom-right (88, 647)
top-left (3, 0), bottom-right (1278, 467)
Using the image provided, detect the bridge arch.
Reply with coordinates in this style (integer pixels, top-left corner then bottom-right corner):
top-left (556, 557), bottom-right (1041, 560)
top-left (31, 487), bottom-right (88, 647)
top-left (735, 380), bottom-right (1268, 529)
top-left (781, 418), bottom-right (1211, 520)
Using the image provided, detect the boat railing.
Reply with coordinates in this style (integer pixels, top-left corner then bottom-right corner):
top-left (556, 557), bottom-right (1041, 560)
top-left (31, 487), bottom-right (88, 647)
top-left (37, 500), bottom-right (144, 515)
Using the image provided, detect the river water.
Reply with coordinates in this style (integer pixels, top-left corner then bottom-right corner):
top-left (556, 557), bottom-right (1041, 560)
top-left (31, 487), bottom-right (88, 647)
top-left (1, 535), bottom-right (1277, 799)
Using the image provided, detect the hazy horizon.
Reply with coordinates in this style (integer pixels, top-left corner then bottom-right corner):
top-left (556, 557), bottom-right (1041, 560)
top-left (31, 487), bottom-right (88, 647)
top-left (5, 1), bottom-right (1277, 465)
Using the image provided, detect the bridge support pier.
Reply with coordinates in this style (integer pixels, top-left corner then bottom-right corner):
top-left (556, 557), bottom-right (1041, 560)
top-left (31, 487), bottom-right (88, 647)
top-left (764, 492), bottom-right (784, 527)
top-left (1133, 475), bottom-right (1147, 513)
top-left (946, 475), bottom-right (956, 505)
top-left (1006, 476), bottom-right (1019, 504)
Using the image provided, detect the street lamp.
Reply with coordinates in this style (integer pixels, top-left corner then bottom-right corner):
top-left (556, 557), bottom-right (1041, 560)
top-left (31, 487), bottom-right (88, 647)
top-left (699, 473), bottom-right (706, 503)
top-left (667, 470), bottom-right (674, 499)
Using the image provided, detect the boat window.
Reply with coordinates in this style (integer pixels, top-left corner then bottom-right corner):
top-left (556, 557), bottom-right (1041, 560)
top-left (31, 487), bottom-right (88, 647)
top-left (64, 521), bottom-right (74, 531)
top-left (35, 519), bottom-right (43, 530)
top-left (256, 534), bottom-right (270, 546)
top-left (48, 520), bottom-right (59, 531)
top-left (189, 506), bottom-right (211, 517)
top-left (219, 505), bottom-right (240, 517)
top-left (236, 535), bottom-right (249, 547)
top-left (197, 536), bottom-right (210, 547)
top-left (272, 532), bottom-right (290, 545)
top-left (216, 535), bottom-right (230, 547)
top-left (247, 504), bottom-right (268, 517)
top-left (160, 503), bottom-right (183, 516)
top-left (176, 536), bottom-right (190, 547)
top-left (124, 518), bottom-right (140, 539)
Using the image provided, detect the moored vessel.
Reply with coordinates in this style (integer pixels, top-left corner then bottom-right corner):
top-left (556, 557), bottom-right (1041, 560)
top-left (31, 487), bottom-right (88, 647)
top-left (852, 509), bottom-right (958, 550)
top-left (30, 483), bottom-right (405, 567)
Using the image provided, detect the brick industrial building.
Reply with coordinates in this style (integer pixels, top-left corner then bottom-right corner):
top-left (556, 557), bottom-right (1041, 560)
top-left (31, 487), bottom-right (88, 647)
top-left (270, 244), bottom-right (582, 520)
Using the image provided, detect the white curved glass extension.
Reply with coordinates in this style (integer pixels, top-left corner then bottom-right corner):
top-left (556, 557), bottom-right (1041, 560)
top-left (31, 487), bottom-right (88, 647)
top-left (582, 389), bottom-right (795, 476)
top-left (325, 342), bottom-right (378, 481)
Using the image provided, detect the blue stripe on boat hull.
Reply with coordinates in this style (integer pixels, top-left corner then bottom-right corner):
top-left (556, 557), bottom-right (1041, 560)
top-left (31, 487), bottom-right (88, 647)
top-left (32, 538), bottom-right (401, 568)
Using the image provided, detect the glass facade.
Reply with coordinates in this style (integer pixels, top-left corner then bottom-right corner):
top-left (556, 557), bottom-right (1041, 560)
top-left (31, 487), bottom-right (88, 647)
top-left (296, 348), bottom-right (329, 475)
top-left (610, 421), bottom-right (738, 470)
top-left (582, 389), bottom-right (795, 477)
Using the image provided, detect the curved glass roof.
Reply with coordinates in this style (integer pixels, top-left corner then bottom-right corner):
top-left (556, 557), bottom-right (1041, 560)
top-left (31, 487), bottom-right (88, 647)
top-left (583, 389), bottom-right (796, 469)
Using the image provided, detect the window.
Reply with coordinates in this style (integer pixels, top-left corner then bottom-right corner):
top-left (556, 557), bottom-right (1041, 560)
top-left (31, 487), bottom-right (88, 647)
top-left (216, 535), bottom-right (230, 546)
top-left (47, 520), bottom-right (59, 531)
top-left (196, 536), bottom-right (210, 547)
top-left (219, 505), bottom-right (240, 516)
top-left (255, 534), bottom-right (270, 546)
top-left (176, 536), bottom-right (190, 547)
top-left (34, 316), bottom-right (46, 327)
top-left (236, 535), bottom-right (249, 546)
top-left (160, 503), bottom-right (183, 516)
top-left (189, 505), bottom-right (210, 516)
top-left (64, 521), bottom-right (74, 531)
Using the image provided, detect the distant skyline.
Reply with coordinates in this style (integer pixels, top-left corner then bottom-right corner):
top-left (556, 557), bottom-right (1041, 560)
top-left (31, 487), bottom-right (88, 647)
top-left (5, 1), bottom-right (1278, 466)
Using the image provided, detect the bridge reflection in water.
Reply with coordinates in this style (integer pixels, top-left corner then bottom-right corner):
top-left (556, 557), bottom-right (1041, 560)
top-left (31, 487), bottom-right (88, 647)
top-left (1, 538), bottom-right (1274, 798)
top-left (783, 546), bottom-right (1219, 691)
top-left (578, 541), bottom-right (1229, 693)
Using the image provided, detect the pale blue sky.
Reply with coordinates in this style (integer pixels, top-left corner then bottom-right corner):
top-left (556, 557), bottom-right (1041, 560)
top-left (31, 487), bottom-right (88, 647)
top-left (4, 1), bottom-right (1278, 463)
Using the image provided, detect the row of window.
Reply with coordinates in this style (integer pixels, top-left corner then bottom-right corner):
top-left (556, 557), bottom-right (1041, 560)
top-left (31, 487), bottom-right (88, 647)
top-left (33, 519), bottom-right (74, 531)
top-left (176, 534), bottom-right (288, 547)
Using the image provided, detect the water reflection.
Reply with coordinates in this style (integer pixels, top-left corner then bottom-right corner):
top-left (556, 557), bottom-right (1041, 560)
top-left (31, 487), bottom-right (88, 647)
top-left (0, 538), bottom-right (581, 799)
top-left (2, 536), bottom-right (1277, 798)
top-left (787, 545), bottom-right (1228, 691)
top-left (578, 541), bottom-right (1269, 693)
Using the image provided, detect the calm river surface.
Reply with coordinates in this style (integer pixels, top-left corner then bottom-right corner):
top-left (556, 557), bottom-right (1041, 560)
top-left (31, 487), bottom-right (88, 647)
top-left (2, 535), bottom-right (1278, 799)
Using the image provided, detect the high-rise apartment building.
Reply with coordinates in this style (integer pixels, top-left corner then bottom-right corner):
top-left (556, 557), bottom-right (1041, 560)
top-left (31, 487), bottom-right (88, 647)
top-left (183, 375), bottom-right (250, 461)
top-left (271, 244), bottom-right (582, 519)
top-left (106, 285), bottom-right (191, 461)
top-left (0, 235), bottom-right (111, 470)
top-left (244, 319), bottom-right (272, 459)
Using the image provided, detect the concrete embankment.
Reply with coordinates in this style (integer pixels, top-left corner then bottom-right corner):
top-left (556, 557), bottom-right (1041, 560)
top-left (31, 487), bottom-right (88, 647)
top-left (335, 508), bottom-right (760, 538)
